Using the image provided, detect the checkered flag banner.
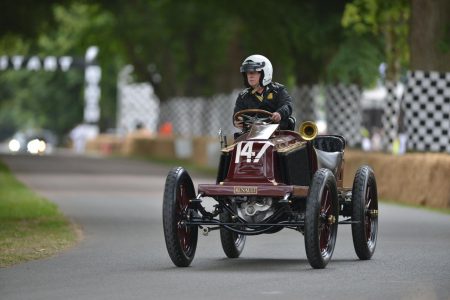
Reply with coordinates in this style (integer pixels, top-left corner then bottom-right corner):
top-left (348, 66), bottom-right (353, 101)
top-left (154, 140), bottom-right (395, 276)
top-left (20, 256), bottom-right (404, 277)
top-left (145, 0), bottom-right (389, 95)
top-left (291, 85), bottom-right (317, 124)
top-left (381, 81), bottom-right (403, 151)
top-left (160, 90), bottom-right (238, 137)
top-left (159, 97), bottom-right (204, 136)
top-left (116, 66), bottom-right (160, 134)
top-left (117, 82), bottom-right (160, 134)
top-left (203, 91), bottom-right (239, 136)
top-left (325, 84), bottom-right (362, 147)
top-left (403, 70), bottom-right (450, 152)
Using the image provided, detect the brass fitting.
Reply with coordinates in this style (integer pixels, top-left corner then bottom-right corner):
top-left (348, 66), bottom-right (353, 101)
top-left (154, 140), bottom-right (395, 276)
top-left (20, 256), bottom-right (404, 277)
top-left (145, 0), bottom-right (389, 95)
top-left (327, 215), bottom-right (336, 224)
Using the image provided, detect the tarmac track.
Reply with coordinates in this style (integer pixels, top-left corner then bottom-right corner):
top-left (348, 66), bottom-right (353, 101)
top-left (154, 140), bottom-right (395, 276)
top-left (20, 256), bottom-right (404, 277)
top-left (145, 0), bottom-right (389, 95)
top-left (0, 153), bottom-right (449, 300)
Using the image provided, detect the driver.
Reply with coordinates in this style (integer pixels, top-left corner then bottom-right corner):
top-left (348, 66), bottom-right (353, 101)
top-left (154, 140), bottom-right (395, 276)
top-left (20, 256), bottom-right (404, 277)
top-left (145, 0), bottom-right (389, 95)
top-left (233, 54), bottom-right (293, 130)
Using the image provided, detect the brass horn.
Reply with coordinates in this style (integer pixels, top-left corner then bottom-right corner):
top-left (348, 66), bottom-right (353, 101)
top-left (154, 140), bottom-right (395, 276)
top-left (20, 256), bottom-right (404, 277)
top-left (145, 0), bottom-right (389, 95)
top-left (299, 121), bottom-right (318, 141)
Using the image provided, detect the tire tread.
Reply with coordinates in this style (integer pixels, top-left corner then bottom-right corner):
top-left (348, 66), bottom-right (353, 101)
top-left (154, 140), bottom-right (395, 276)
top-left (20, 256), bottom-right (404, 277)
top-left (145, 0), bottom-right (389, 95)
top-left (162, 167), bottom-right (197, 267)
top-left (304, 168), bottom-right (338, 269)
top-left (351, 165), bottom-right (378, 260)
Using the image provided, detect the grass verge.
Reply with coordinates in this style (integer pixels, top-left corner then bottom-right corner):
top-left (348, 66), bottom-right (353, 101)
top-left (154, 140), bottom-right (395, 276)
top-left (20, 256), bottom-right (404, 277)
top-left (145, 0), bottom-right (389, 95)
top-left (0, 161), bottom-right (79, 268)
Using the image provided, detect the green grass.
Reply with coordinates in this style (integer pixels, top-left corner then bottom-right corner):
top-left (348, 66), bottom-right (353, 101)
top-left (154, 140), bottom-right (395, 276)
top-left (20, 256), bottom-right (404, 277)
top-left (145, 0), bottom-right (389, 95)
top-left (0, 161), bottom-right (79, 268)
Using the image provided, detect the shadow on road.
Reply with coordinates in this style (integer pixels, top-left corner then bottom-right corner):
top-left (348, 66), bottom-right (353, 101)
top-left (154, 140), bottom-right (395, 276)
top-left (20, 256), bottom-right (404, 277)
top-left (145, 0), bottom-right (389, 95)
top-left (150, 257), bottom-right (361, 273)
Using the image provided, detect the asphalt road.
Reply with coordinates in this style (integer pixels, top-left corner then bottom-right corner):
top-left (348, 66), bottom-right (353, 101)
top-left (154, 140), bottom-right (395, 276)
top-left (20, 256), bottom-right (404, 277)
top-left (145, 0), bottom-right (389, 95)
top-left (0, 153), bottom-right (449, 300)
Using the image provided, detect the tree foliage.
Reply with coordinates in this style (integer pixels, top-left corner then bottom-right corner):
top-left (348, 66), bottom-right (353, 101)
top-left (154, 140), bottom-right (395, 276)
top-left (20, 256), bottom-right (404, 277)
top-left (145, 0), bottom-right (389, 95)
top-left (0, 0), bottom-right (72, 40)
top-left (409, 0), bottom-right (450, 72)
top-left (327, 36), bottom-right (383, 86)
top-left (340, 0), bottom-right (409, 82)
top-left (0, 2), bottom-right (120, 140)
top-left (97, 0), bottom-right (350, 96)
top-left (4, 0), bottom-right (413, 138)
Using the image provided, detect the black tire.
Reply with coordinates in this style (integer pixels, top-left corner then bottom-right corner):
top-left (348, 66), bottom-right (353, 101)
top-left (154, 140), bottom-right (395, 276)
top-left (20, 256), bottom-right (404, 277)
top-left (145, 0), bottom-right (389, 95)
top-left (351, 165), bottom-right (378, 260)
top-left (162, 167), bottom-right (198, 267)
top-left (219, 207), bottom-right (246, 258)
top-left (304, 168), bottom-right (339, 269)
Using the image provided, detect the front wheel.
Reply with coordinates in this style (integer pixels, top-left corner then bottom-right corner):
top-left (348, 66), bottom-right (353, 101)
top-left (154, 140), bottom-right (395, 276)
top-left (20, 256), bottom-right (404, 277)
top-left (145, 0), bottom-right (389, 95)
top-left (304, 168), bottom-right (339, 269)
top-left (162, 167), bottom-right (198, 267)
top-left (220, 207), bottom-right (246, 258)
top-left (351, 165), bottom-right (378, 260)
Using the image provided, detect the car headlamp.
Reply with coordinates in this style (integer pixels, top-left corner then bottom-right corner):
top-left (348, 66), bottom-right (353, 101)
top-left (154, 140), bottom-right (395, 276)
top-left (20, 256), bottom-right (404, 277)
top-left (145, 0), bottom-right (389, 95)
top-left (8, 139), bottom-right (21, 152)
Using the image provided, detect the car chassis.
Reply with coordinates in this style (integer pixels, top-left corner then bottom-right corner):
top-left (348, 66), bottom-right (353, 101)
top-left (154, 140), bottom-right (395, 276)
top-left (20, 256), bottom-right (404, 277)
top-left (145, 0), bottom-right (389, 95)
top-left (163, 109), bottom-right (378, 269)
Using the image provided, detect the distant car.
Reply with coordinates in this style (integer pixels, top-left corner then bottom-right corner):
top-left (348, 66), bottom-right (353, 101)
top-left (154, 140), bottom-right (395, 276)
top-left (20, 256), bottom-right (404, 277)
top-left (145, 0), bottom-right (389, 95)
top-left (8, 129), bottom-right (57, 155)
top-left (163, 109), bottom-right (378, 269)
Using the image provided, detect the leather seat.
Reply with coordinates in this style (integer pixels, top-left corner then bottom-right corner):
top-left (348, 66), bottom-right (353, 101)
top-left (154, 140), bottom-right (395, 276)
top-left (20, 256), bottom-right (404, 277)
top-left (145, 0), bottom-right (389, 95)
top-left (286, 116), bottom-right (296, 131)
top-left (315, 149), bottom-right (343, 175)
top-left (313, 135), bottom-right (345, 152)
top-left (313, 135), bottom-right (345, 176)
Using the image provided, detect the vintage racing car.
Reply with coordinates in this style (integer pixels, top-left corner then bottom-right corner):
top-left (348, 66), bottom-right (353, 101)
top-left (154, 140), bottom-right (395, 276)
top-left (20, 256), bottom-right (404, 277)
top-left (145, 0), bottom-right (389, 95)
top-left (162, 109), bottom-right (378, 269)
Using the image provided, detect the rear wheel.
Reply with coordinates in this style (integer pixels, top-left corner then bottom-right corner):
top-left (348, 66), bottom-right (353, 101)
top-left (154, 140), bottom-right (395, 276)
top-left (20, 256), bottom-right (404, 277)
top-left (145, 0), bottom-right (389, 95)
top-left (351, 165), bottom-right (378, 260)
top-left (220, 205), bottom-right (246, 258)
top-left (305, 169), bottom-right (339, 269)
top-left (162, 167), bottom-right (198, 267)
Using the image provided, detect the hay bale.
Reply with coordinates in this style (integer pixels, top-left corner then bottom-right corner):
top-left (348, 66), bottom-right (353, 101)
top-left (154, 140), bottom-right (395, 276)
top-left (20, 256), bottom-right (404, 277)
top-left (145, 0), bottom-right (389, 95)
top-left (192, 137), bottom-right (220, 167)
top-left (86, 134), bottom-right (124, 155)
top-left (344, 151), bottom-right (450, 209)
top-left (122, 136), bottom-right (153, 156)
top-left (151, 136), bottom-right (176, 159)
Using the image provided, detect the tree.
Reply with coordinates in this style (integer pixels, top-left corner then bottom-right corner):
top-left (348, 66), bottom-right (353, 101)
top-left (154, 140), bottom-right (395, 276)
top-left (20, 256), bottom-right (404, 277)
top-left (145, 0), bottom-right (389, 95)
top-left (0, 0), bottom-right (357, 138)
top-left (338, 0), bottom-right (409, 83)
top-left (0, 0), bottom-right (72, 40)
top-left (0, 3), bottom-right (121, 138)
top-left (410, 0), bottom-right (450, 72)
top-left (100, 0), bottom-right (350, 95)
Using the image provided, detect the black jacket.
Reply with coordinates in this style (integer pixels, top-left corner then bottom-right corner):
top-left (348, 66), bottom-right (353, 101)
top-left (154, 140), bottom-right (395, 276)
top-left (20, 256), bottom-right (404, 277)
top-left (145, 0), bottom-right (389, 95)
top-left (233, 82), bottom-right (293, 129)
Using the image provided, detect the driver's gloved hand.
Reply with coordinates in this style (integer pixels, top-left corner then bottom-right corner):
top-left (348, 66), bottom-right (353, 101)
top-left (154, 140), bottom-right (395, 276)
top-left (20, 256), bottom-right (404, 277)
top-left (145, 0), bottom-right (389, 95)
top-left (234, 116), bottom-right (244, 129)
top-left (271, 112), bottom-right (281, 123)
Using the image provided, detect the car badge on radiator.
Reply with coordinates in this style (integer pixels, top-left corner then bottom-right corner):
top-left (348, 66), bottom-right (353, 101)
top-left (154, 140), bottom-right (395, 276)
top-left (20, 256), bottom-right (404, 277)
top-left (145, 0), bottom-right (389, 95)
top-left (234, 186), bottom-right (258, 194)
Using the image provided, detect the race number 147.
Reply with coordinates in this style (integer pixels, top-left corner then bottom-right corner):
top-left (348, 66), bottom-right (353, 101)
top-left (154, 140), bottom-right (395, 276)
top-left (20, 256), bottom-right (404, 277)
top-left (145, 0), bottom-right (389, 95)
top-left (235, 141), bottom-right (271, 163)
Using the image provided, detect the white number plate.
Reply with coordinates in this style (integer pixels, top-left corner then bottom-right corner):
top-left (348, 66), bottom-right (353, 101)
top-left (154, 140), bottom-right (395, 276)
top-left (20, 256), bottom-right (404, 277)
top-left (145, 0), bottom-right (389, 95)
top-left (235, 141), bottom-right (272, 163)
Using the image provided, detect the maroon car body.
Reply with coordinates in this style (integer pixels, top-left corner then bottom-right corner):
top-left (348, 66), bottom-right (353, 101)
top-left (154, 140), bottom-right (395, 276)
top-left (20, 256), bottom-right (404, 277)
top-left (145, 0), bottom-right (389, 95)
top-left (162, 110), bottom-right (378, 269)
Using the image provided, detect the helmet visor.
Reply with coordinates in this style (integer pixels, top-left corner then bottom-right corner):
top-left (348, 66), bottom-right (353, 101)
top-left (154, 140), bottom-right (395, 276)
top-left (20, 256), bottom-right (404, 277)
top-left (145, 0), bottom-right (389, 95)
top-left (240, 60), bottom-right (265, 73)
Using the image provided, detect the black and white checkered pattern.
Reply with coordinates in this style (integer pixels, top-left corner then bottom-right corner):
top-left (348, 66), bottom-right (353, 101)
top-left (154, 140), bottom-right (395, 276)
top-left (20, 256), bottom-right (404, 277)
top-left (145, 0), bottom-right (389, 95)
top-left (118, 72), bottom-right (450, 154)
top-left (152, 84), bottom-right (366, 147)
top-left (291, 85), bottom-right (317, 124)
top-left (325, 84), bottom-right (362, 147)
top-left (159, 91), bottom-right (238, 137)
top-left (117, 82), bottom-right (160, 134)
top-left (159, 98), bottom-right (203, 136)
top-left (381, 81), bottom-right (402, 151)
top-left (160, 86), bottom-right (318, 138)
top-left (403, 70), bottom-right (450, 152)
top-left (203, 91), bottom-right (238, 136)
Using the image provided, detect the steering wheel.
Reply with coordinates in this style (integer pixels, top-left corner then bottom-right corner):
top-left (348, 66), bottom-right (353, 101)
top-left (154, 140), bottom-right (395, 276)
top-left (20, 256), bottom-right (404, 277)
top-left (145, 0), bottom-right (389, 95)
top-left (234, 109), bottom-right (274, 129)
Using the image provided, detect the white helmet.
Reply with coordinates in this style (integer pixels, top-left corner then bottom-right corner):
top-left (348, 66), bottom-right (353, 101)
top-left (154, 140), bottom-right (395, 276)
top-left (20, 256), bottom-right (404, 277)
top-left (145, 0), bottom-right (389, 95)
top-left (240, 54), bottom-right (273, 87)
